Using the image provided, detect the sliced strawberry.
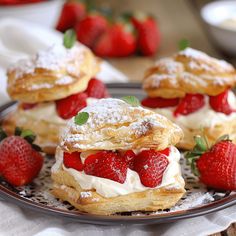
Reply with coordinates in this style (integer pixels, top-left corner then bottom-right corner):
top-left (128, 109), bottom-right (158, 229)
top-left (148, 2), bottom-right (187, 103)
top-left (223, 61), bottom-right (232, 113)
top-left (84, 151), bottom-right (128, 184)
top-left (56, 1), bottom-right (86, 32)
top-left (21, 103), bottom-right (38, 110)
top-left (0, 136), bottom-right (43, 186)
top-left (123, 150), bottom-right (136, 170)
top-left (56, 92), bottom-right (87, 119)
top-left (159, 147), bottom-right (170, 156)
top-left (209, 90), bottom-right (235, 115)
top-left (134, 149), bottom-right (169, 187)
top-left (131, 14), bottom-right (160, 56)
top-left (75, 14), bottom-right (108, 48)
top-left (86, 78), bottom-right (108, 98)
top-left (94, 22), bottom-right (137, 57)
top-left (174, 94), bottom-right (205, 117)
top-left (141, 97), bottom-right (179, 108)
top-left (63, 152), bottom-right (83, 171)
top-left (83, 151), bottom-right (106, 174)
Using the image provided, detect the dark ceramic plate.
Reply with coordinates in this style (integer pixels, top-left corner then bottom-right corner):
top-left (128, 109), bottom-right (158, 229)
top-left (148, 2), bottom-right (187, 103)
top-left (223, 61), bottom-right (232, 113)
top-left (0, 83), bottom-right (235, 225)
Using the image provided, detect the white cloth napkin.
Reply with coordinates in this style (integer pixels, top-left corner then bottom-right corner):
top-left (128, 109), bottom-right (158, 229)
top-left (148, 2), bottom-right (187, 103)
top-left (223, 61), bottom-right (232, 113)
top-left (0, 18), bottom-right (235, 236)
top-left (0, 18), bottom-right (128, 104)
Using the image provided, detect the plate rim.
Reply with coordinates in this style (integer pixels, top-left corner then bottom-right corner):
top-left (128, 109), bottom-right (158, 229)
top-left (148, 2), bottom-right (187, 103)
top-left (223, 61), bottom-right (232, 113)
top-left (0, 83), bottom-right (236, 225)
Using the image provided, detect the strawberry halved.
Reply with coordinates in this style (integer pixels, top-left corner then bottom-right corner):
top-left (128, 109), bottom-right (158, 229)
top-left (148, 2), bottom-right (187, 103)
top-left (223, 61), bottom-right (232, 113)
top-left (209, 90), bottom-right (235, 115)
top-left (56, 92), bottom-right (87, 119)
top-left (141, 97), bottom-right (179, 108)
top-left (174, 94), bottom-right (205, 117)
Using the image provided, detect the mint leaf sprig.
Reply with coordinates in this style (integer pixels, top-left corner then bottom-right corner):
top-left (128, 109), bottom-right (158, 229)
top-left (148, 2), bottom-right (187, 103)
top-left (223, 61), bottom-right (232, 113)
top-left (75, 112), bottom-right (89, 125)
top-left (122, 96), bottom-right (140, 107)
top-left (63, 29), bottom-right (77, 49)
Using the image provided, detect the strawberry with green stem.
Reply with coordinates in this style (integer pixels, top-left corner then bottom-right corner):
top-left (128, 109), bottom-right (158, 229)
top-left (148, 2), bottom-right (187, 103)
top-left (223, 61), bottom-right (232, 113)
top-left (186, 134), bottom-right (236, 190)
top-left (0, 127), bottom-right (43, 186)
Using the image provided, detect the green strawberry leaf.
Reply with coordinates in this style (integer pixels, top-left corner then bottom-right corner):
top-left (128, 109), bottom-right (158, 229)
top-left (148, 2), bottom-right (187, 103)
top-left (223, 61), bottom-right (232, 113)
top-left (122, 96), bottom-right (140, 107)
top-left (21, 129), bottom-right (36, 144)
top-left (0, 127), bottom-right (7, 142)
top-left (31, 143), bottom-right (42, 152)
top-left (216, 134), bottom-right (231, 143)
top-left (14, 126), bottom-right (22, 136)
top-left (75, 112), bottom-right (89, 125)
top-left (63, 29), bottom-right (76, 49)
top-left (194, 135), bottom-right (208, 152)
top-left (178, 39), bottom-right (189, 51)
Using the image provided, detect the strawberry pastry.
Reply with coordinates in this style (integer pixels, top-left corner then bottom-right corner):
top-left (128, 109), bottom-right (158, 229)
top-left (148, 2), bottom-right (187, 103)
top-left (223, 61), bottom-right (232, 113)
top-left (4, 39), bottom-right (109, 154)
top-left (51, 98), bottom-right (185, 215)
top-left (142, 48), bottom-right (236, 150)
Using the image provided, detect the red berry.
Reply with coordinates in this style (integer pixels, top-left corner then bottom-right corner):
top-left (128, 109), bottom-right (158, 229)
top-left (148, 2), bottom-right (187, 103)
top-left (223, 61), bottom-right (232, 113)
top-left (209, 90), bottom-right (235, 115)
top-left (0, 136), bottom-right (43, 186)
top-left (134, 150), bottom-right (169, 188)
top-left (21, 103), bottom-right (38, 110)
top-left (56, 2), bottom-right (86, 32)
top-left (63, 152), bottom-right (83, 171)
top-left (84, 151), bottom-right (128, 184)
top-left (196, 140), bottom-right (236, 190)
top-left (132, 15), bottom-right (160, 56)
top-left (86, 78), bottom-right (108, 98)
top-left (123, 150), bottom-right (136, 170)
top-left (94, 22), bottom-right (137, 57)
top-left (159, 147), bottom-right (170, 156)
top-left (56, 92), bottom-right (87, 119)
top-left (141, 97), bottom-right (179, 108)
top-left (174, 94), bottom-right (205, 117)
top-left (76, 14), bottom-right (108, 48)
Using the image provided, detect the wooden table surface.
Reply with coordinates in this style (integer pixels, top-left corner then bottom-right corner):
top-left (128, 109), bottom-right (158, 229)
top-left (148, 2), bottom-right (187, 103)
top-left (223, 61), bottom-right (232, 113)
top-left (96, 0), bottom-right (236, 235)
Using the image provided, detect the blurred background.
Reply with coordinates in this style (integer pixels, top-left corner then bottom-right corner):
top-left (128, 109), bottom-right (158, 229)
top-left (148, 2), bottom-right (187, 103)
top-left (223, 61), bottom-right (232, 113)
top-left (0, 0), bottom-right (236, 81)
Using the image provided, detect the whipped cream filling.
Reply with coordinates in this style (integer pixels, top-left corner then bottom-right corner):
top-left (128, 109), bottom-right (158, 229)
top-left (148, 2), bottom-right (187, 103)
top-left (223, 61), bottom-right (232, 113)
top-left (18, 98), bottom-right (98, 125)
top-left (148, 91), bottom-right (236, 130)
top-left (52, 146), bottom-right (184, 198)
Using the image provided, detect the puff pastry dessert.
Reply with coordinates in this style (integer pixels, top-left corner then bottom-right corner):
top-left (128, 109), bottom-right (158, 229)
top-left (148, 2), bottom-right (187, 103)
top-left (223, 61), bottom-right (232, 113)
top-left (51, 98), bottom-right (185, 215)
top-left (142, 47), bottom-right (236, 149)
top-left (4, 43), bottom-right (108, 154)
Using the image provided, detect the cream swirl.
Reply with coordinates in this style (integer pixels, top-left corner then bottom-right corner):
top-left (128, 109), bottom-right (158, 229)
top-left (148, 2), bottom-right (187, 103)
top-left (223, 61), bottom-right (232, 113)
top-left (52, 146), bottom-right (184, 198)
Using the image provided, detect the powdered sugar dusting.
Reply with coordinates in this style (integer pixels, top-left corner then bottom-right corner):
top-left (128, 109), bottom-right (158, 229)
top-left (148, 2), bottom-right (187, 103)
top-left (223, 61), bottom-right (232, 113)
top-left (55, 76), bottom-right (74, 85)
top-left (80, 191), bottom-right (92, 198)
top-left (9, 43), bottom-right (86, 80)
top-left (178, 47), bottom-right (234, 72)
top-left (60, 98), bottom-right (181, 150)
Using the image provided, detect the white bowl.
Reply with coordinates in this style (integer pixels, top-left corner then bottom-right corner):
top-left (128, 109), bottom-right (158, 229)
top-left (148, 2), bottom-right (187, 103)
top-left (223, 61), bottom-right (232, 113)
top-left (0, 0), bottom-right (65, 28)
top-left (201, 0), bottom-right (236, 56)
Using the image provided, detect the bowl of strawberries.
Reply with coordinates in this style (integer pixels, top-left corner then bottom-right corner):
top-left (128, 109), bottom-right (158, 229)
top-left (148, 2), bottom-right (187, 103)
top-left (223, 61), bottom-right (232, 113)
top-left (0, 0), bottom-right (64, 28)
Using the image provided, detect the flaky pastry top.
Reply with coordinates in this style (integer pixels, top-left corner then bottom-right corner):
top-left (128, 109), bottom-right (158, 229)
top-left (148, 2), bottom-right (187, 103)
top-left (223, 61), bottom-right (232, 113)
top-left (143, 48), bottom-right (236, 98)
top-left (7, 43), bottom-right (99, 103)
top-left (60, 98), bottom-right (183, 152)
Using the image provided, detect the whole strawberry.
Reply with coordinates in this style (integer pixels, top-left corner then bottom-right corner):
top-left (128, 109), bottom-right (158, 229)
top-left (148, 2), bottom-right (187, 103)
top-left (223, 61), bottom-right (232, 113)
top-left (131, 13), bottom-right (161, 56)
top-left (94, 21), bottom-right (137, 57)
top-left (0, 128), bottom-right (43, 186)
top-left (75, 13), bottom-right (108, 48)
top-left (186, 135), bottom-right (236, 190)
top-left (56, 1), bottom-right (86, 32)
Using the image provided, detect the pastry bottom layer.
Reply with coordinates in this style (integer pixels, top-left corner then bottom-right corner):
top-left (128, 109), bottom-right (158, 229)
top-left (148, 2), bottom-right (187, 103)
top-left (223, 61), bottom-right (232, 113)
top-left (51, 169), bottom-right (185, 215)
top-left (3, 111), bottom-right (64, 154)
top-left (177, 121), bottom-right (236, 150)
